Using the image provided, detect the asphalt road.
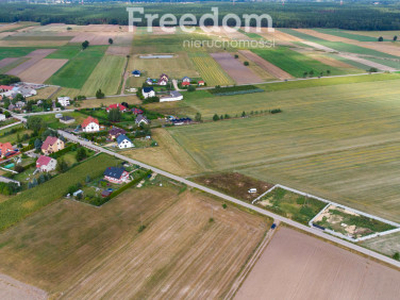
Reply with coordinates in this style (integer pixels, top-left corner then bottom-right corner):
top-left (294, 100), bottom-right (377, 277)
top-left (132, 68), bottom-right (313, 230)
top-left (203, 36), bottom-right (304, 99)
top-left (58, 129), bottom-right (400, 269)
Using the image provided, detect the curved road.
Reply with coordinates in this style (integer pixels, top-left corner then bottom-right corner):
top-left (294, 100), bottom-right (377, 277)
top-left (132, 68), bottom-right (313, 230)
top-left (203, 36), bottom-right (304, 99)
top-left (58, 129), bottom-right (400, 269)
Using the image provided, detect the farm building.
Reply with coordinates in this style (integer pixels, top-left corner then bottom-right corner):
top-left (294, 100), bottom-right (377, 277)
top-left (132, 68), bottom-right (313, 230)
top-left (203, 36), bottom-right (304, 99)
top-left (41, 136), bottom-right (65, 155)
top-left (108, 127), bottom-right (126, 140)
top-left (103, 167), bottom-right (130, 184)
top-left (82, 116), bottom-right (100, 133)
top-left (0, 85), bottom-right (15, 98)
top-left (160, 91), bottom-right (183, 102)
top-left (106, 103), bottom-right (127, 113)
top-left (132, 70), bottom-right (141, 77)
top-left (0, 142), bottom-right (16, 158)
top-left (171, 117), bottom-right (192, 126)
top-left (142, 87), bottom-right (155, 99)
top-left (59, 116), bottom-right (75, 124)
top-left (57, 97), bottom-right (70, 107)
top-left (135, 114), bottom-right (150, 126)
top-left (36, 155), bottom-right (57, 172)
top-left (116, 134), bottom-right (134, 149)
top-left (198, 80), bottom-right (205, 86)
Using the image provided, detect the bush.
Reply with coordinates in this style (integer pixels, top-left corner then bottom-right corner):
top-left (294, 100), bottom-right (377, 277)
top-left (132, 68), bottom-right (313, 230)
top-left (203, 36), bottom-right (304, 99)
top-left (244, 61), bottom-right (249, 66)
top-left (138, 225), bottom-right (146, 232)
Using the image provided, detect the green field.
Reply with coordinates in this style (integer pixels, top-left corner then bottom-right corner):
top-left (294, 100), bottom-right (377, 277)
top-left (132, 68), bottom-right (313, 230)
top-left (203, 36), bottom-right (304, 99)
top-left (46, 46), bottom-right (107, 89)
top-left (168, 77), bottom-right (400, 222)
top-left (252, 47), bottom-right (344, 78)
top-left (80, 54), bottom-right (126, 96)
top-left (0, 154), bottom-right (120, 232)
top-left (313, 28), bottom-right (388, 42)
top-left (189, 52), bottom-right (233, 86)
top-left (46, 44), bottom-right (82, 59)
top-left (0, 47), bottom-right (37, 60)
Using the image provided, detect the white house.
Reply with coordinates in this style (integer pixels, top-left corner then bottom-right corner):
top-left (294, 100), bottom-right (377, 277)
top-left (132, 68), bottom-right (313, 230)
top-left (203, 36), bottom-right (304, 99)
top-left (116, 134), bottom-right (134, 149)
top-left (0, 114), bottom-right (6, 121)
top-left (82, 116), bottom-right (100, 132)
top-left (160, 91), bottom-right (183, 102)
top-left (135, 114), bottom-right (150, 126)
top-left (36, 155), bottom-right (57, 172)
top-left (57, 96), bottom-right (71, 107)
top-left (142, 87), bottom-right (156, 99)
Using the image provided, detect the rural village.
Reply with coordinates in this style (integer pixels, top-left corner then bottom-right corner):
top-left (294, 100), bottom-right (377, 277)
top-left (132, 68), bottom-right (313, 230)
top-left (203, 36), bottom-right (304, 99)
top-left (0, 1), bottom-right (400, 299)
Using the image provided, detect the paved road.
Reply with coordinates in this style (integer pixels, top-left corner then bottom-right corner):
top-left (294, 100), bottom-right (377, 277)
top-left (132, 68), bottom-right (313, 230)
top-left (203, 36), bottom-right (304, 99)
top-left (0, 121), bottom-right (22, 131)
top-left (57, 129), bottom-right (400, 269)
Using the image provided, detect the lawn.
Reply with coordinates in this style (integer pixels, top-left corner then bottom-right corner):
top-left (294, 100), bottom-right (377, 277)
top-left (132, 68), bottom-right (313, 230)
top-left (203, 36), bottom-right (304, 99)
top-left (168, 77), bottom-right (400, 222)
top-left (0, 154), bottom-right (120, 232)
top-left (257, 188), bottom-right (326, 224)
top-left (0, 126), bottom-right (32, 145)
top-left (80, 54), bottom-right (126, 96)
top-left (252, 47), bottom-right (344, 78)
top-left (46, 45), bottom-right (107, 89)
top-left (34, 112), bottom-right (86, 130)
top-left (189, 52), bottom-right (234, 86)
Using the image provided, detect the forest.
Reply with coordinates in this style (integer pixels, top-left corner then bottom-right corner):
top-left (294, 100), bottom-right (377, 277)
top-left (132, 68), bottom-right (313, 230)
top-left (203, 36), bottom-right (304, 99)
top-left (0, 2), bottom-right (400, 30)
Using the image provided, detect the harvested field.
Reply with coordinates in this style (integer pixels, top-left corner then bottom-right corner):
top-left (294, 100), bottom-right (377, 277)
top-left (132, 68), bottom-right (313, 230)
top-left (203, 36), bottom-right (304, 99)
top-left (6, 48), bottom-right (56, 76)
top-left (235, 227), bottom-right (400, 300)
top-left (301, 41), bottom-right (336, 52)
top-left (360, 231), bottom-right (400, 257)
top-left (210, 52), bottom-right (262, 84)
top-left (30, 86), bottom-right (60, 100)
top-left (18, 58), bottom-right (68, 84)
top-left (0, 186), bottom-right (268, 298)
top-left (194, 172), bottom-right (273, 201)
top-left (295, 28), bottom-right (351, 42)
top-left (125, 128), bottom-right (204, 176)
top-left (106, 46), bottom-right (131, 56)
top-left (239, 50), bottom-right (292, 80)
top-left (69, 32), bottom-right (131, 46)
top-left (0, 57), bottom-right (18, 68)
top-left (0, 274), bottom-right (47, 300)
top-left (360, 42), bottom-right (400, 58)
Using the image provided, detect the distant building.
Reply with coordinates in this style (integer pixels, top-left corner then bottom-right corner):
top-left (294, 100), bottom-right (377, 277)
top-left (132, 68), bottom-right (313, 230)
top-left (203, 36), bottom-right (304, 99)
top-left (0, 142), bottom-right (15, 158)
top-left (57, 97), bottom-right (71, 107)
top-left (103, 167), bottom-right (130, 184)
top-left (142, 87), bottom-right (155, 99)
top-left (41, 136), bottom-right (64, 155)
top-left (0, 114), bottom-right (6, 121)
top-left (106, 103), bottom-right (127, 113)
top-left (132, 108), bottom-right (143, 115)
top-left (135, 114), bottom-right (150, 126)
top-left (36, 155), bottom-right (57, 172)
top-left (82, 116), bottom-right (99, 132)
top-left (132, 70), bottom-right (141, 77)
top-left (116, 134), bottom-right (134, 149)
top-left (108, 127), bottom-right (126, 140)
top-left (160, 91), bottom-right (183, 102)
top-left (145, 78), bottom-right (153, 85)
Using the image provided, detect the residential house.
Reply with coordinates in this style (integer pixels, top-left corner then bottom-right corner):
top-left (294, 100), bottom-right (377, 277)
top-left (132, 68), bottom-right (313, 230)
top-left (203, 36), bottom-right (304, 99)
top-left (16, 86), bottom-right (36, 98)
top-left (142, 87), bottom-right (155, 99)
top-left (182, 76), bottom-right (191, 86)
top-left (198, 80), bottom-right (205, 86)
top-left (135, 114), bottom-right (150, 126)
top-left (0, 85), bottom-right (14, 98)
top-left (59, 116), bottom-right (75, 124)
top-left (82, 116), bottom-right (100, 132)
top-left (41, 136), bottom-right (65, 155)
top-left (132, 70), bottom-right (141, 77)
top-left (36, 155), bottom-right (57, 172)
top-left (0, 142), bottom-right (15, 158)
top-left (132, 108), bottom-right (143, 115)
top-left (106, 103), bottom-right (127, 113)
top-left (0, 114), bottom-right (6, 121)
top-left (103, 167), bottom-right (130, 184)
top-left (108, 127), bottom-right (126, 140)
top-left (116, 134), bottom-right (134, 149)
top-left (160, 91), bottom-right (183, 102)
top-left (57, 97), bottom-right (71, 107)
top-left (160, 74), bottom-right (169, 82)
top-left (15, 101), bottom-right (25, 110)
top-left (145, 78), bottom-right (153, 85)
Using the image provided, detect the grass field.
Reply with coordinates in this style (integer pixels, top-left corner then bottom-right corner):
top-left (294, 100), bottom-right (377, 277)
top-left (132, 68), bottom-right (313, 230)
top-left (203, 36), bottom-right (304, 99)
top-left (0, 154), bottom-right (119, 232)
top-left (189, 52), bottom-right (234, 86)
top-left (46, 46), bottom-right (107, 89)
top-left (252, 47), bottom-right (344, 78)
top-left (360, 231), bottom-right (400, 257)
top-left (313, 28), bottom-right (387, 42)
top-left (168, 77), bottom-right (400, 221)
top-left (45, 44), bottom-right (82, 59)
top-left (0, 47), bottom-right (38, 60)
top-left (79, 54), bottom-right (126, 96)
top-left (0, 185), bottom-right (269, 297)
top-left (0, 126), bottom-right (31, 145)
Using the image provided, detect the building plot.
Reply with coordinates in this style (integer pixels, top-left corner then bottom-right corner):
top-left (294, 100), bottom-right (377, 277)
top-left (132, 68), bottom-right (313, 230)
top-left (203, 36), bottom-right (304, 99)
top-left (235, 227), bottom-right (400, 300)
top-left (5, 49), bottom-right (57, 76)
top-left (239, 50), bottom-right (292, 80)
top-left (210, 52), bottom-right (263, 84)
top-left (18, 59), bottom-right (68, 84)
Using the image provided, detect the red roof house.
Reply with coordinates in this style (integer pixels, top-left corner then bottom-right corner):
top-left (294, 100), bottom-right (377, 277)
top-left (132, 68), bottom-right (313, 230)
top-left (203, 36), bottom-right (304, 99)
top-left (36, 155), bottom-right (57, 172)
top-left (41, 136), bottom-right (64, 155)
top-left (182, 81), bottom-right (191, 86)
top-left (0, 85), bottom-right (13, 91)
top-left (106, 103), bottom-right (127, 113)
top-left (82, 116), bottom-right (100, 132)
top-left (132, 108), bottom-right (143, 115)
top-left (0, 142), bottom-right (14, 158)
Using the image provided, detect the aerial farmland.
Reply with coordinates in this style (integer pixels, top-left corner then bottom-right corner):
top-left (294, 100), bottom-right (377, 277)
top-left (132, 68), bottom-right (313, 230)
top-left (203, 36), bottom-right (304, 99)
top-left (0, 1), bottom-right (399, 298)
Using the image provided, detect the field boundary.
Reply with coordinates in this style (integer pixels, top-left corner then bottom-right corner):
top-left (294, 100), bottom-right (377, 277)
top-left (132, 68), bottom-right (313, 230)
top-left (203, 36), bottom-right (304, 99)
top-left (252, 184), bottom-right (400, 243)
